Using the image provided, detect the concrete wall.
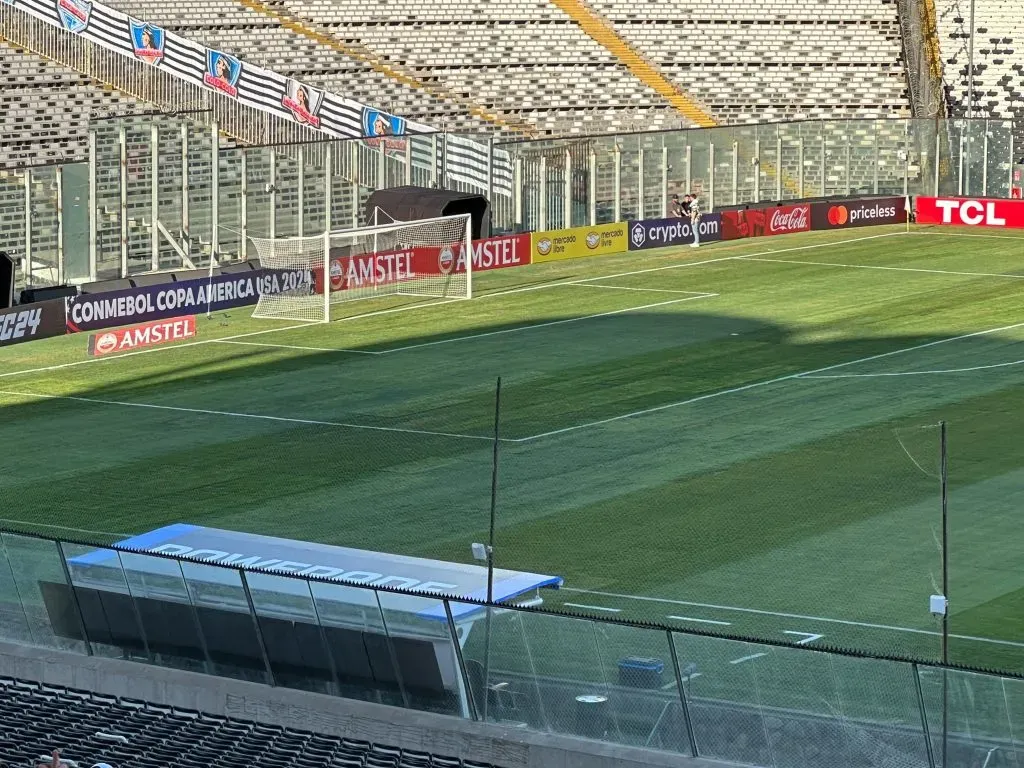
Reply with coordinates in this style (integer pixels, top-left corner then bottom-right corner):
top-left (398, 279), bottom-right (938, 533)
top-left (0, 641), bottom-right (736, 768)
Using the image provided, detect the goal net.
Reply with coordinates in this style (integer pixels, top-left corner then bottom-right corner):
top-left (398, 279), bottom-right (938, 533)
top-left (248, 214), bottom-right (472, 323)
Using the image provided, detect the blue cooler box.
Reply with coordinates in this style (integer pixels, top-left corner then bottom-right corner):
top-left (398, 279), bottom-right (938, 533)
top-left (618, 656), bottom-right (665, 688)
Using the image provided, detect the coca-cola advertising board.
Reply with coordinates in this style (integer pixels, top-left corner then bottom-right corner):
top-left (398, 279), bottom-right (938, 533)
top-left (313, 234), bottom-right (530, 294)
top-left (915, 197), bottom-right (1024, 228)
top-left (721, 204), bottom-right (811, 241)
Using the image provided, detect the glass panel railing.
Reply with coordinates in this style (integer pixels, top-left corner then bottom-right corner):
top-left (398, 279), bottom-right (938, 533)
top-left (0, 533), bottom-right (81, 651)
top-left (245, 571), bottom-right (335, 694)
top-left (119, 550), bottom-right (208, 674)
top-left (179, 560), bottom-right (270, 684)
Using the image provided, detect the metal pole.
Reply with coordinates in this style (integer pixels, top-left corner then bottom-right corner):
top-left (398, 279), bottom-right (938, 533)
top-left (588, 149), bottom-right (597, 226)
top-left (211, 122), bottom-right (219, 262)
top-left (539, 156), bottom-right (548, 232)
top-left (684, 144), bottom-right (692, 195)
top-left (151, 123), bottom-right (159, 271)
top-left (240, 151), bottom-right (248, 261)
top-left (873, 125), bottom-right (880, 194)
top-left (798, 138), bottom-right (805, 199)
top-left (181, 124), bottom-right (190, 245)
top-left (913, 663), bottom-right (938, 768)
top-left (934, 123), bottom-right (941, 196)
top-left (754, 139), bottom-right (761, 202)
top-left (486, 137), bottom-right (495, 208)
top-left (23, 170), bottom-right (32, 287)
top-left (776, 131), bottom-right (783, 201)
top-left (708, 142), bottom-right (715, 211)
top-left (297, 149), bottom-right (305, 239)
top-left (958, 132), bottom-right (966, 196)
top-left (940, 419), bottom-right (949, 768)
top-left (661, 145), bottom-right (669, 217)
top-left (820, 129), bottom-right (827, 197)
top-left (613, 145), bottom-right (622, 223)
top-left (904, 121), bottom-right (911, 197)
top-left (482, 376), bottom-right (502, 723)
top-left (967, 0), bottom-right (976, 120)
top-left (564, 149), bottom-right (572, 228)
top-left (405, 139), bottom-right (413, 186)
top-left (119, 125), bottom-right (128, 277)
top-left (55, 165), bottom-right (64, 285)
top-left (88, 128), bottom-right (97, 281)
top-left (731, 141), bottom-right (738, 205)
top-left (982, 119), bottom-right (989, 196)
top-left (270, 149), bottom-right (279, 240)
top-left (638, 148), bottom-right (646, 220)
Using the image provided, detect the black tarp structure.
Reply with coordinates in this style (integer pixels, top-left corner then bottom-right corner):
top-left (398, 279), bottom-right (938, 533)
top-left (0, 252), bottom-right (13, 309)
top-left (364, 186), bottom-right (490, 239)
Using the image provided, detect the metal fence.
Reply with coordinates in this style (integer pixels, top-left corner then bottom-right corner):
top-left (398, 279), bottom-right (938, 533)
top-left (0, 528), bottom-right (1022, 768)
top-left (2, 115), bottom-right (1017, 292)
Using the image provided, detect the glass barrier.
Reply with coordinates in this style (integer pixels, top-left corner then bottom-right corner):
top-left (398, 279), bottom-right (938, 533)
top-left (5, 535), bottom-right (1024, 767)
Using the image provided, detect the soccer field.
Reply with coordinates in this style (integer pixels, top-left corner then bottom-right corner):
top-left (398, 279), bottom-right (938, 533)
top-left (2, 224), bottom-right (1024, 674)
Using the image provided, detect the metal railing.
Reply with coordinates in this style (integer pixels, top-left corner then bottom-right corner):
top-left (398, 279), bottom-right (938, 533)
top-left (0, 527), bottom-right (1022, 768)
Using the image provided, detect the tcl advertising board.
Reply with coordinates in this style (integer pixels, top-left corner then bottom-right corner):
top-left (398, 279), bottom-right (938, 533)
top-left (722, 203), bottom-right (811, 240)
top-left (915, 197), bottom-right (1024, 228)
top-left (316, 233), bottom-right (530, 294)
top-left (811, 197), bottom-right (908, 230)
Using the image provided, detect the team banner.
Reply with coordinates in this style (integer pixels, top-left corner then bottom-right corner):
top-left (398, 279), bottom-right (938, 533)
top-left (88, 316), bottom-right (197, 356)
top-left (316, 234), bottom-right (530, 294)
top-left (915, 197), bottom-right (1024, 228)
top-left (721, 203), bottom-right (811, 241)
top-left (531, 223), bottom-right (628, 263)
top-left (0, 298), bottom-right (68, 347)
top-left (66, 269), bottom-right (308, 332)
top-left (4, 1), bottom-right (511, 195)
top-left (811, 197), bottom-right (907, 230)
top-left (627, 213), bottom-right (723, 251)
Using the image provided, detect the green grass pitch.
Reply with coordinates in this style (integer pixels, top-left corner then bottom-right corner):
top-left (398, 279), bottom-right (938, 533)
top-left (2, 224), bottom-right (1024, 675)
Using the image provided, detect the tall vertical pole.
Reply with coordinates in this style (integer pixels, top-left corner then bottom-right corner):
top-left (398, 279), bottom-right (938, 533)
top-left (151, 123), bottom-right (160, 271)
top-left (119, 125), bottom-right (128, 277)
top-left (638, 148), bottom-right (646, 221)
top-left (240, 151), bottom-right (248, 262)
top-left (482, 377), bottom-right (502, 724)
top-left (731, 141), bottom-right (738, 205)
top-left (297, 149), bottom-right (306, 239)
top-left (661, 145), bottom-right (669, 217)
top-left (211, 122), bottom-right (220, 264)
top-left (967, 0), bottom-right (976, 121)
top-left (588, 149), bottom-right (597, 226)
top-left (982, 120), bottom-right (989, 196)
top-left (613, 145), bottom-right (622, 223)
top-left (23, 170), bottom-right (32, 287)
top-left (324, 143), bottom-right (333, 324)
top-left (754, 140), bottom-right (761, 202)
top-left (708, 143), bottom-right (715, 211)
top-left (933, 125), bottom-right (941, 196)
top-left (940, 419), bottom-right (949, 768)
top-left (775, 131), bottom-right (783, 201)
top-left (181, 124), bottom-right (190, 246)
top-left (88, 128), bottom-right (97, 281)
top-left (564, 149), bottom-right (572, 229)
top-left (538, 156), bottom-right (548, 232)
top-left (55, 165), bottom-right (64, 285)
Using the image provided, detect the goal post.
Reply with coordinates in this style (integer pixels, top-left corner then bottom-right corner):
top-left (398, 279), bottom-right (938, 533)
top-left (248, 213), bottom-right (473, 323)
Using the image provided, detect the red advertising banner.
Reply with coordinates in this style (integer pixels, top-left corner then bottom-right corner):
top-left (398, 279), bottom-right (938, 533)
top-left (315, 233), bottom-right (530, 294)
top-left (722, 203), bottom-right (811, 241)
top-left (87, 316), bottom-right (196, 357)
top-left (915, 197), bottom-right (1024, 228)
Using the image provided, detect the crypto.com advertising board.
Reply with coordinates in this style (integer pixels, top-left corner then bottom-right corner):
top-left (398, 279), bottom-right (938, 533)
top-left (915, 197), bottom-right (1024, 229)
top-left (627, 213), bottom-right (723, 251)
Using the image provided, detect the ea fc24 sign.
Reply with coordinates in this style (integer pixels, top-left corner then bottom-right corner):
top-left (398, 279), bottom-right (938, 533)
top-left (88, 316), bottom-right (197, 357)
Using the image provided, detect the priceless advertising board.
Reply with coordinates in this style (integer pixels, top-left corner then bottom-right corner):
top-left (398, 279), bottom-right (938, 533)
top-left (531, 223), bottom-right (628, 263)
top-left (915, 197), bottom-right (1024, 228)
top-left (88, 316), bottom-right (196, 357)
top-left (67, 269), bottom-right (309, 332)
top-left (316, 234), bottom-right (530, 294)
top-left (721, 203), bottom-right (811, 241)
top-left (0, 299), bottom-right (68, 347)
top-left (627, 213), bottom-right (723, 251)
top-left (811, 197), bottom-right (908, 230)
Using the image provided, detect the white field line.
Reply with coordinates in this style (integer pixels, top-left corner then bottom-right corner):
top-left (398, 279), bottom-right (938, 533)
top-left (802, 357), bottom-right (1024, 379)
top-left (377, 295), bottom-right (718, 355)
top-left (564, 284), bottom-right (713, 295)
top-left (668, 615), bottom-right (732, 626)
top-left (216, 340), bottom-right (383, 355)
top-left (0, 389), bottom-right (497, 443)
top-left (478, 231), bottom-right (904, 302)
top-left (513, 319), bottom-right (1024, 443)
top-left (563, 587), bottom-right (1024, 650)
top-left (563, 603), bottom-right (622, 613)
top-left (0, 322), bottom-right (312, 380)
top-left (741, 256), bottom-right (1024, 280)
top-left (911, 231), bottom-right (1024, 242)
top-left (730, 653), bottom-right (767, 665)
top-left (0, 231), bottom-right (906, 379)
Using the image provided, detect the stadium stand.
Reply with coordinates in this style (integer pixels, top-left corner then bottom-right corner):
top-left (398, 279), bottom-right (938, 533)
top-left (588, 0), bottom-right (911, 124)
top-left (0, 40), bottom-right (146, 166)
top-left (935, 0), bottom-right (1023, 129)
top-left (0, 675), bottom-right (501, 768)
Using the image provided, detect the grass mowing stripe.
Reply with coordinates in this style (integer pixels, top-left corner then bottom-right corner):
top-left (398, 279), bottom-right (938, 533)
top-left (741, 256), bottom-right (1024, 280)
top-left (0, 389), bottom-right (499, 442)
top-left (514, 319), bottom-right (1024, 442)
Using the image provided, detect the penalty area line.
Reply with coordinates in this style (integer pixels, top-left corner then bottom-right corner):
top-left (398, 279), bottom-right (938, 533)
top-left (0, 389), bottom-right (498, 443)
top-left (512, 318), bottom-right (1024, 442)
top-left (741, 256), bottom-right (1024, 280)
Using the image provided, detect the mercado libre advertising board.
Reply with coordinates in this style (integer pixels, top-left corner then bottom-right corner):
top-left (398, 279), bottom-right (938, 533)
top-left (531, 223), bottom-right (628, 263)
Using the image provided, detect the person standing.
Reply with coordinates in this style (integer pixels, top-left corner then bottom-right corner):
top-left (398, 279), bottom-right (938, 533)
top-left (689, 192), bottom-right (703, 248)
